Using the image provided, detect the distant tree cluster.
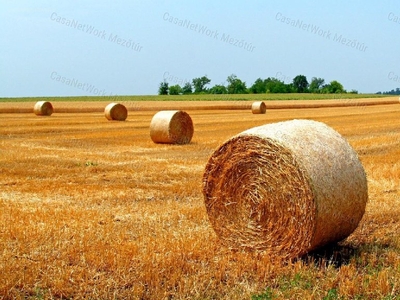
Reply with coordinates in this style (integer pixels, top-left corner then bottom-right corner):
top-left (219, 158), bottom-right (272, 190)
top-left (159, 74), bottom-right (353, 95)
top-left (376, 88), bottom-right (400, 95)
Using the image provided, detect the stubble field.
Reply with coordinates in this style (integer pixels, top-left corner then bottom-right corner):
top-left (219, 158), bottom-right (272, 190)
top-left (0, 98), bottom-right (399, 299)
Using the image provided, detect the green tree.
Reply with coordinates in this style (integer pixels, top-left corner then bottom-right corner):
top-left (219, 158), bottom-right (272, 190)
top-left (328, 80), bottom-right (345, 93)
top-left (292, 75), bottom-right (309, 93)
top-left (158, 81), bottom-right (169, 95)
top-left (250, 78), bottom-right (267, 94)
top-left (309, 77), bottom-right (325, 93)
top-left (264, 77), bottom-right (291, 93)
top-left (192, 75), bottom-right (211, 93)
top-left (209, 84), bottom-right (227, 94)
top-left (169, 84), bottom-right (182, 95)
top-left (181, 82), bottom-right (193, 94)
top-left (227, 74), bottom-right (247, 94)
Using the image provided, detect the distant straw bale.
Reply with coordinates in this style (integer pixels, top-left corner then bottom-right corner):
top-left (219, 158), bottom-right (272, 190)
top-left (203, 119), bottom-right (368, 258)
top-left (251, 101), bottom-right (266, 114)
top-left (150, 110), bottom-right (194, 144)
top-left (104, 103), bottom-right (128, 121)
top-left (34, 101), bottom-right (53, 116)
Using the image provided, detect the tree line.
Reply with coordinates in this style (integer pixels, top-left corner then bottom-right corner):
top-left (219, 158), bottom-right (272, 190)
top-left (158, 74), bottom-right (357, 95)
top-left (376, 88), bottom-right (400, 95)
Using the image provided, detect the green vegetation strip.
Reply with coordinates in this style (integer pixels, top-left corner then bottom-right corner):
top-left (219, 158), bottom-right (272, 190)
top-left (0, 93), bottom-right (390, 103)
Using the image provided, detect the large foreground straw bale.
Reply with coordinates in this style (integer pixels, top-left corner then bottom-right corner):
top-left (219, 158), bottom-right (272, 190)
top-left (203, 119), bottom-right (368, 258)
top-left (251, 101), bottom-right (266, 114)
top-left (150, 110), bottom-right (194, 144)
top-left (105, 103), bottom-right (128, 121)
top-left (34, 101), bottom-right (53, 116)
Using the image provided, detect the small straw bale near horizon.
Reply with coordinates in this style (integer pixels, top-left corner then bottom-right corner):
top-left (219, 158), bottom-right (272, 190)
top-left (150, 110), bottom-right (194, 144)
top-left (251, 101), bottom-right (267, 114)
top-left (203, 119), bottom-right (368, 259)
top-left (104, 103), bottom-right (128, 121)
top-left (34, 101), bottom-right (53, 116)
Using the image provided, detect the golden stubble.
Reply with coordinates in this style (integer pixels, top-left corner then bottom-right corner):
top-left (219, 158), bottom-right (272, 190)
top-left (0, 102), bottom-right (399, 299)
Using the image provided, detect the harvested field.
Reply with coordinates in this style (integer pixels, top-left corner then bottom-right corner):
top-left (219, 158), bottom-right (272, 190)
top-left (0, 99), bottom-right (399, 299)
top-left (0, 97), bottom-right (398, 113)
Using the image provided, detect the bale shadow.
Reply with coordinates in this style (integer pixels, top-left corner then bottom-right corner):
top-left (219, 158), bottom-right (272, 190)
top-left (300, 243), bottom-right (358, 268)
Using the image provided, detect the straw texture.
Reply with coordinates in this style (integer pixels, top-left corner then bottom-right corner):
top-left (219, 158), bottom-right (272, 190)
top-left (251, 101), bottom-right (267, 114)
top-left (150, 110), bottom-right (194, 144)
top-left (34, 101), bottom-right (53, 116)
top-left (104, 103), bottom-right (128, 121)
top-left (203, 119), bottom-right (368, 258)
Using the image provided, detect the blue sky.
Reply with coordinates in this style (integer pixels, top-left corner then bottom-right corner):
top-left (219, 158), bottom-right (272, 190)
top-left (1, 0), bottom-right (400, 97)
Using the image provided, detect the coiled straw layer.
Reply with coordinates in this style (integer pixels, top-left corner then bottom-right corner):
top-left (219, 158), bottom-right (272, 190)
top-left (203, 119), bottom-right (368, 258)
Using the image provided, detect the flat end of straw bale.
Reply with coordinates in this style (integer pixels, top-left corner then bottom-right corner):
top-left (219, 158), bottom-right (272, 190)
top-left (251, 101), bottom-right (266, 114)
top-left (105, 103), bottom-right (128, 121)
top-left (34, 101), bottom-right (53, 116)
top-left (150, 110), bottom-right (194, 144)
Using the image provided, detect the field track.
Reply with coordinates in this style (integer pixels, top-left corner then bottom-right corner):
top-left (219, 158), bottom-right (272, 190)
top-left (0, 99), bottom-right (399, 298)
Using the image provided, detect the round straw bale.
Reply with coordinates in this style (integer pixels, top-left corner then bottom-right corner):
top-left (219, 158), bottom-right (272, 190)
top-left (104, 103), bottom-right (128, 121)
top-left (34, 101), bottom-right (53, 116)
top-left (203, 119), bottom-right (368, 258)
top-left (251, 101), bottom-right (267, 114)
top-left (150, 110), bottom-right (194, 144)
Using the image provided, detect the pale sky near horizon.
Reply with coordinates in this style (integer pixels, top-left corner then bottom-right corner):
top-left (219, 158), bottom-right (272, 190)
top-left (1, 0), bottom-right (400, 97)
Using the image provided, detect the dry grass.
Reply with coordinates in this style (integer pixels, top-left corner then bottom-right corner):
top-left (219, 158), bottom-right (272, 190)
top-left (0, 102), bottom-right (399, 299)
top-left (1, 97), bottom-right (399, 113)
